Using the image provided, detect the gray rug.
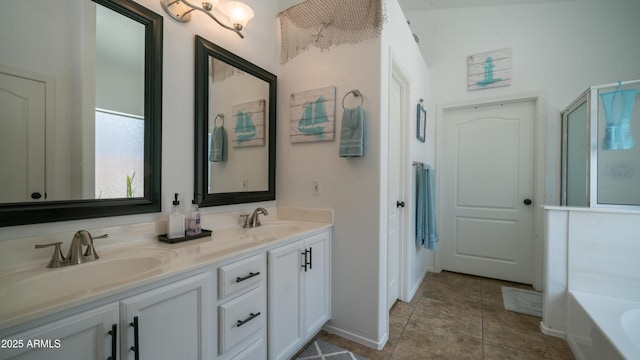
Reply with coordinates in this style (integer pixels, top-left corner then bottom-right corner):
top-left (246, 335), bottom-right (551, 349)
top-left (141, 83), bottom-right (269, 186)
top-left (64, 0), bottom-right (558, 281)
top-left (501, 286), bottom-right (543, 317)
top-left (295, 340), bottom-right (368, 360)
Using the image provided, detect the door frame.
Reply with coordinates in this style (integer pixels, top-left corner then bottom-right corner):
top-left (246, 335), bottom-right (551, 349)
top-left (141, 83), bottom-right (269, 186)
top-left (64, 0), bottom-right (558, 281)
top-left (435, 93), bottom-right (547, 290)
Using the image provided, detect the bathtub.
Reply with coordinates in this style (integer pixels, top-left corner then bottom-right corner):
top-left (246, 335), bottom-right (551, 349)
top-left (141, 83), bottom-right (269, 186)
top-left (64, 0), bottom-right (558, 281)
top-left (567, 290), bottom-right (640, 360)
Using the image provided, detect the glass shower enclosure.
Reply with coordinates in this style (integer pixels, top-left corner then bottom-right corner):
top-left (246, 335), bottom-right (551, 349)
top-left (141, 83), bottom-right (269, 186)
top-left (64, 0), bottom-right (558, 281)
top-left (561, 79), bottom-right (640, 208)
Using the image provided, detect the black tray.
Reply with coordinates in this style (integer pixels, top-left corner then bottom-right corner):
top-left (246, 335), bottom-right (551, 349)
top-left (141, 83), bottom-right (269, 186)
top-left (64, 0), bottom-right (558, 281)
top-left (158, 229), bottom-right (212, 244)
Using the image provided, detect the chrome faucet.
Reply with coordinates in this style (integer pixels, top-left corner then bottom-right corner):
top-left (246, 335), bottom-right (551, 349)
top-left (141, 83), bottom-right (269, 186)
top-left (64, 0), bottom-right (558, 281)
top-left (242, 208), bottom-right (269, 228)
top-left (36, 231), bottom-right (108, 268)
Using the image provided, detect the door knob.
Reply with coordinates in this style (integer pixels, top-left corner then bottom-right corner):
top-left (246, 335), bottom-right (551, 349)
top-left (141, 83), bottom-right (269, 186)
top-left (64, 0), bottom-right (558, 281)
top-left (523, 199), bottom-right (532, 205)
top-left (396, 201), bottom-right (405, 208)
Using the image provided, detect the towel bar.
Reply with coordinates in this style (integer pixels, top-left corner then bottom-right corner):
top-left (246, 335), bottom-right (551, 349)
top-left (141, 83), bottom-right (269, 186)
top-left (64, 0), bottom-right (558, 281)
top-left (342, 89), bottom-right (363, 109)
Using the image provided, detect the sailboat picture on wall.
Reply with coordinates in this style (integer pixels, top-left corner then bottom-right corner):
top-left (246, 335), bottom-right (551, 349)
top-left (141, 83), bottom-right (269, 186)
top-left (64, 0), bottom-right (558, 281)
top-left (290, 86), bottom-right (336, 143)
top-left (232, 99), bottom-right (265, 147)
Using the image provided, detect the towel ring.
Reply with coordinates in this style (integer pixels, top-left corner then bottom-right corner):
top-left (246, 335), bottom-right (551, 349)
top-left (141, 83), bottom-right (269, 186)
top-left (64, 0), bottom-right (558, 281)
top-left (342, 89), bottom-right (363, 109)
top-left (214, 114), bottom-right (224, 127)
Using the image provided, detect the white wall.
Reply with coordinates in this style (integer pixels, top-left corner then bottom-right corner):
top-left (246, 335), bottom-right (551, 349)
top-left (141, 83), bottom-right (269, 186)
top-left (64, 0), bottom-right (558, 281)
top-left (405, 0), bottom-right (640, 287)
top-left (0, 0), bottom-right (278, 240)
top-left (277, 0), bottom-right (430, 349)
top-left (380, 0), bottom-right (434, 305)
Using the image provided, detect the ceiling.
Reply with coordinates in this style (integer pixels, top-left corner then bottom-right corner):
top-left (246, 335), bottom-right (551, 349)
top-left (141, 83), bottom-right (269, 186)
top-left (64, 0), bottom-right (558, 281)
top-left (398, 0), bottom-right (575, 11)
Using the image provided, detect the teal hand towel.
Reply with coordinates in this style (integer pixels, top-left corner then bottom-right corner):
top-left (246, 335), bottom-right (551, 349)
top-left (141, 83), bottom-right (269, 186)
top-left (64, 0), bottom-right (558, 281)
top-left (416, 166), bottom-right (439, 250)
top-left (416, 165), bottom-right (426, 246)
top-left (339, 106), bottom-right (365, 157)
top-left (425, 167), bottom-right (439, 250)
top-left (209, 125), bottom-right (227, 162)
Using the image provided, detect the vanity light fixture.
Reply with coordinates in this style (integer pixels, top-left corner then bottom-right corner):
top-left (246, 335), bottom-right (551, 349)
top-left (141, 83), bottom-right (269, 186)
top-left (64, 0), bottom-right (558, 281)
top-left (160, 0), bottom-right (254, 38)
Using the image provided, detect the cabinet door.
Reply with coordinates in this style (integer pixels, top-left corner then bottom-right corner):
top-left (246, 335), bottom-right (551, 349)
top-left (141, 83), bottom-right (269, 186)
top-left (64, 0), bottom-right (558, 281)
top-left (2, 303), bottom-right (118, 360)
top-left (120, 273), bottom-right (210, 360)
top-left (267, 241), bottom-right (303, 360)
top-left (303, 232), bottom-right (331, 337)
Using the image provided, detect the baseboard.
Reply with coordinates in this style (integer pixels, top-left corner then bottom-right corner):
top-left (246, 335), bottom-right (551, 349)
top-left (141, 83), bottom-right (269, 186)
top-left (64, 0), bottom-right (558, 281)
top-left (321, 324), bottom-right (388, 350)
top-left (540, 321), bottom-right (566, 339)
top-left (403, 266), bottom-right (430, 303)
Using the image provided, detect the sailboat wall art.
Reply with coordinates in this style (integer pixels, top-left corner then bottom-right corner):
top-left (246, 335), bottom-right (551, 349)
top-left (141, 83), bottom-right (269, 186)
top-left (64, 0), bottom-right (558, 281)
top-left (290, 86), bottom-right (336, 143)
top-left (232, 99), bottom-right (265, 147)
top-left (467, 48), bottom-right (512, 91)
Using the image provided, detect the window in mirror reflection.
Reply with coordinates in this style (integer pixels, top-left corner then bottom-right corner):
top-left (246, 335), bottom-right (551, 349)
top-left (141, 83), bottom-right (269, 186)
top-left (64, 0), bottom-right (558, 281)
top-left (95, 109), bottom-right (144, 198)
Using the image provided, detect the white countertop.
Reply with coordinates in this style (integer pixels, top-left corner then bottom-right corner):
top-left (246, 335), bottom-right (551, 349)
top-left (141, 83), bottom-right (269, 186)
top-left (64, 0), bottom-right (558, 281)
top-left (0, 210), bottom-right (332, 331)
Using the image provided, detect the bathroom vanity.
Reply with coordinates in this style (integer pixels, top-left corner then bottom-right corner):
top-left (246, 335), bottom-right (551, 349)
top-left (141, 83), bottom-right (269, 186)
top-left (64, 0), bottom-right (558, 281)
top-left (0, 209), bottom-right (332, 360)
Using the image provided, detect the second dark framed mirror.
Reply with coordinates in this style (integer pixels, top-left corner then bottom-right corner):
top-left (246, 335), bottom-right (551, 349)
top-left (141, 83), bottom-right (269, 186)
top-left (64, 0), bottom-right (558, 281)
top-left (194, 36), bottom-right (276, 206)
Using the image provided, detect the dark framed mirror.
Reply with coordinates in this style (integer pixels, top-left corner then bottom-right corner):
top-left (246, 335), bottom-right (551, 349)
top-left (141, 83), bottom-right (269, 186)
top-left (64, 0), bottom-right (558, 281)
top-left (195, 35), bottom-right (276, 206)
top-left (0, 0), bottom-right (162, 226)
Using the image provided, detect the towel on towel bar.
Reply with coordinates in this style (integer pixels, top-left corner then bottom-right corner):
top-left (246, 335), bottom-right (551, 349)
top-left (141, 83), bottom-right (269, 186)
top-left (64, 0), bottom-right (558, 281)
top-left (416, 165), bottom-right (438, 250)
top-left (209, 125), bottom-right (228, 162)
top-left (339, 106), bottom-right (365, 157)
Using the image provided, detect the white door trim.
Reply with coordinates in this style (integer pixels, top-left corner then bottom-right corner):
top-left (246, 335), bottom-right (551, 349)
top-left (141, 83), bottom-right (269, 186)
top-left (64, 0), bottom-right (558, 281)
top-left (435, 92), bottom-right (547, 290)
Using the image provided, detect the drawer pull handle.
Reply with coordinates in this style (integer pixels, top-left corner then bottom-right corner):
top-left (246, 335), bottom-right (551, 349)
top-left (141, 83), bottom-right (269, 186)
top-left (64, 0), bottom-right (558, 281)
top-left (236, 312), bottom-right (261, 327)
top-left (236, 272), bottom-right (260, 283)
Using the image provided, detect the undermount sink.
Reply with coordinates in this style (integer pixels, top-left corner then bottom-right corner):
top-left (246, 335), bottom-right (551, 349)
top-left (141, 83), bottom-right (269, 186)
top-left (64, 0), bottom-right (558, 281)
top-left (0, 248), bottom-right (177, 315)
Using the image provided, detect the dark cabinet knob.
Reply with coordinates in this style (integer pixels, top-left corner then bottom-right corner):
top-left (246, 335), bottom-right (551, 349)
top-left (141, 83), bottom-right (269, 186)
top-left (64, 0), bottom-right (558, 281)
top-left (31, 192), bottom-right (42, 199)
top-left (524, 199), bottom-right (532, 205)
top-left (396, 201), bottom-right (405, 208)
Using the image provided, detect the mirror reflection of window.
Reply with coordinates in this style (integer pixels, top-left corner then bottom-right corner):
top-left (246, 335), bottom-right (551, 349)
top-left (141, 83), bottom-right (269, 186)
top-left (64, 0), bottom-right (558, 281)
top-left (95, 109), bottom-right (144, 198)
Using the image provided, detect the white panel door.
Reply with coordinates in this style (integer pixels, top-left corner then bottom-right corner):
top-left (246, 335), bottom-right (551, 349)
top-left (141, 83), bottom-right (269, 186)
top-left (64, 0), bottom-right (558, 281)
top-left (387, 72), bottom-right (404, 310)
top-left (441, 100), bottom-right (534, 284)
top-left (0, 72), bottom-right (46, 202)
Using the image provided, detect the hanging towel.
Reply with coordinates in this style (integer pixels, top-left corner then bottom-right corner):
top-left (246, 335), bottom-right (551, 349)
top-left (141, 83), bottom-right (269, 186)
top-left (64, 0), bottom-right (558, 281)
top-left (339, 106), bottom-right (365, 157)
top-left (425, 167), bottom-right (439, 250)
top-left (209, 125), bottom-right (228, 162)
top-left (416, 165), bottom-right (426, 246)
top-left (416, 165), bottom-right (439, 250)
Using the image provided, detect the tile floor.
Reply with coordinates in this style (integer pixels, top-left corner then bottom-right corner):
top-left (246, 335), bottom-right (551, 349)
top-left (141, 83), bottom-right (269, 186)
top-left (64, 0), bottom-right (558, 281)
top-left (316, 271), bottom-right (576, 359)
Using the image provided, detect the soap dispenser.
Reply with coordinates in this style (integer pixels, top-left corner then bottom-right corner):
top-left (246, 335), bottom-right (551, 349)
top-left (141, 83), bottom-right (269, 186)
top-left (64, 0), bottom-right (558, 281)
top-left (186, 196), bottom-right (202, 236)
top-left (167, 193), bottom-right (185, 239)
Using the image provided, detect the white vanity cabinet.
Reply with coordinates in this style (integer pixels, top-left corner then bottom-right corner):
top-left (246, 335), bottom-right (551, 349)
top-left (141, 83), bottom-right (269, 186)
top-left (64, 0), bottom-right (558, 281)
top-left (216, 253), bottom-right (267, 360)
top-left (0, 272), bottom-right (210, 360)
top-left (120, 272), bottom-right (211, 360)
top-left (267, 230), bottom-right (331, 360)
top-left (1, 303), bottom-right (118, 360)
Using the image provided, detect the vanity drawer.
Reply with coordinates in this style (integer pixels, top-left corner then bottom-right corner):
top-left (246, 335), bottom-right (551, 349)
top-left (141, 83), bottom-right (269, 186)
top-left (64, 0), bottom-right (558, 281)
top-left (219, 287), bottom-right (265, 355)
top-left (218, 253), bottom-right (265, 298)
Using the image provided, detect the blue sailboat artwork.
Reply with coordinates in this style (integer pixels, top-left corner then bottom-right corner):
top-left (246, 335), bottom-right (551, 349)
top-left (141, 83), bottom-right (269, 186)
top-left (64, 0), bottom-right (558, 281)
top-left (234, 110), bottom-right (257, 141)
top-left (231, 99), bottom-right (265, 147)
top-left (298, 96), bottom-right (329, 136)
top-left (476, 56), bottom-right (502, 87)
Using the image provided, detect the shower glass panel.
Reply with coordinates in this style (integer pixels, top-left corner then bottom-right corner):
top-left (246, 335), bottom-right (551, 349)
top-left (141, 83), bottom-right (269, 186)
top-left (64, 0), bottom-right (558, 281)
top-left (560, 79), bottom-right (640, 208)
top-left (562, 99), bottom-right (589, 207)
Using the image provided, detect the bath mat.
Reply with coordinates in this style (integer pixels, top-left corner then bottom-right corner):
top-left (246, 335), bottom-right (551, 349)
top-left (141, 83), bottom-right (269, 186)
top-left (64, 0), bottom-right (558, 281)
top-left (501, 286), bottom-right (543, 317)
top-left (295, 340), bottom-right (368, 360)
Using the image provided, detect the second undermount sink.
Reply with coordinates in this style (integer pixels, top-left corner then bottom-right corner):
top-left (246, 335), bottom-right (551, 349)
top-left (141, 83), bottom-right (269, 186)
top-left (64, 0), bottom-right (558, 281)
top-left (244, 222), bottom-right (302, 237)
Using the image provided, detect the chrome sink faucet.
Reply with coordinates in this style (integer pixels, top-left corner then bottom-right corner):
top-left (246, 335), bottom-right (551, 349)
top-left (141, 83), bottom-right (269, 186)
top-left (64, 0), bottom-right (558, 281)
top-left (35, 230), bottom-right (108, 268)
top-left (242, 208), bottom-right (269, 228)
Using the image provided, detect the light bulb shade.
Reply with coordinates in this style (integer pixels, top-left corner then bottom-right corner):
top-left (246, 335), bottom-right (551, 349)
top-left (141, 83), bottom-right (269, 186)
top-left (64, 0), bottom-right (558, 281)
top-left (225, 1), bottom-right (254, 30)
